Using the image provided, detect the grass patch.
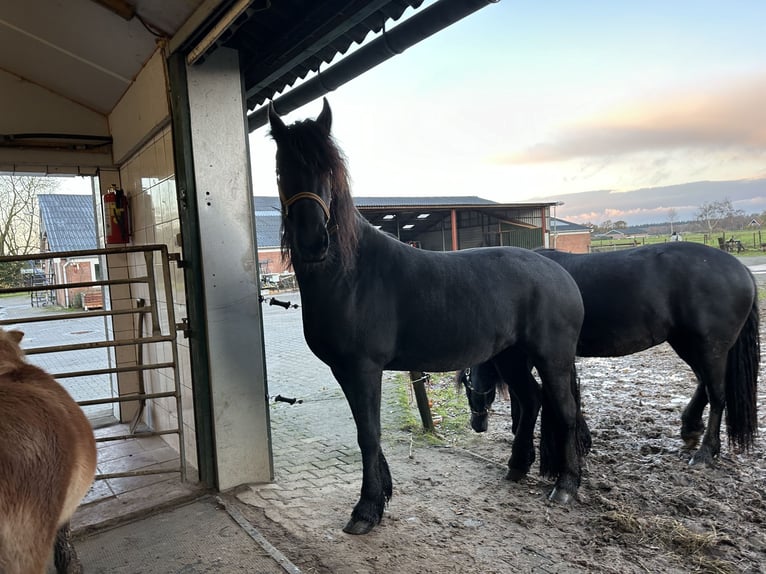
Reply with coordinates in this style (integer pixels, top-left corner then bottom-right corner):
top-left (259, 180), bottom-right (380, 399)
top-left (601, 503), bottom-right (735, 574)
top-left (389, 371), bottom-right (470, 444)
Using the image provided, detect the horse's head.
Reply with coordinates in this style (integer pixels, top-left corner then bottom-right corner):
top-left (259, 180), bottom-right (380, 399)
top-left (268, 99), bottom-right (336, 265)
top-left (458, 366), bottom-right (496, 433)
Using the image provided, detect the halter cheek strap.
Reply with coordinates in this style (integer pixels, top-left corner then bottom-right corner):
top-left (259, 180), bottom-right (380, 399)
top-left (280, 191), bottom-right (331, 221)
top-left (463, 369), bottom-right (494, 416)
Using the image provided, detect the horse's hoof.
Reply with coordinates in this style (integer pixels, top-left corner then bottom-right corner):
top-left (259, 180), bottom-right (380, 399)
top-left (505, 468), bottom-right (527, 482)
top-left (343, 518), bottom-right (376, 535)
top-left (548, 487), bottom-right (573, 505)
top-left (688, 450), bottom-right (714, 467)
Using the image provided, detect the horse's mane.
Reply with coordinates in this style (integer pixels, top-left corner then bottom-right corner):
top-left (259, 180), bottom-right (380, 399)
top-left (271, 119), bottom-right (359, 271)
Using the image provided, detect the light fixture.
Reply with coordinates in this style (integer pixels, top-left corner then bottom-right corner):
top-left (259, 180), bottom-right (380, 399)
top-left (402, 224), bottom-right (415, 230)
top-left (383, 214), bottom-right (395, 220)
top-left (417, 213), bottom-right (430, 219)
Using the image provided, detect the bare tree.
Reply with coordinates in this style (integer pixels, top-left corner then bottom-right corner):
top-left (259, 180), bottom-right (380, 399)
top-left (696, 199), bottom-right (735, 235)
top-left (667, 208), bottom-right (678, 234)
top-left (0, 176), bottom-right (58, 256)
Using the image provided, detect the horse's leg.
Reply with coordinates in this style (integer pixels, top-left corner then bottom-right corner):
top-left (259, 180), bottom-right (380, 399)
top-left (668, 340), bottom-right (709, 448)
top-left (495, 354), bottom-right (540, 481)
top-left (680, 379), bottom-right (708, 448)
top-left (688, 358), bottom-right (727, 466)
top-left (54, 522), bottom-right (83, 574)
top-left (332, 363), bottom-right (391, 535)
top-left (537, 363), bottom-right (582, 504)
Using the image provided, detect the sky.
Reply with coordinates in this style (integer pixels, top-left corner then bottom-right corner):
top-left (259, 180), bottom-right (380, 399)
top-left (248, 0), bottom-right (766, 222)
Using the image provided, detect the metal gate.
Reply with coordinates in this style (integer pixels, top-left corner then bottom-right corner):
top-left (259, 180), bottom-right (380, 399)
top-left (0, 244), bottom-right (186, 482)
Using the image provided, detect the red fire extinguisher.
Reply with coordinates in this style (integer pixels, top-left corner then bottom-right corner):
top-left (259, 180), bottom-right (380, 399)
top-left (104, 184), bottom-right (131, 244)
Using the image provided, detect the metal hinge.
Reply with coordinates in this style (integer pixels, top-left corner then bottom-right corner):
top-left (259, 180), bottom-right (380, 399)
top-left (168, 252), bottom-right (187, 268)
top-left (176, 318), bottom-right (190, 338)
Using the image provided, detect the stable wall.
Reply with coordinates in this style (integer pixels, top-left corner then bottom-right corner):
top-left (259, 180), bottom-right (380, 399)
top-left (104, 46), bottom-right (198, 476)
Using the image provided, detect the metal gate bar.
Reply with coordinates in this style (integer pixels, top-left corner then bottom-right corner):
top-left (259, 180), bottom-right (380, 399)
top-left (0, 244), bottom-right (186, 482)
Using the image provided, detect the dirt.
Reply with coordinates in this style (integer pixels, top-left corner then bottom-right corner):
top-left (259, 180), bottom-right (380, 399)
top-left (238, 315), bottom-right (766, 573)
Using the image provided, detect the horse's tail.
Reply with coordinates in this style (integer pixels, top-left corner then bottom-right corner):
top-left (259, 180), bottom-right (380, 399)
top-left (725, 285), bottom-right (760, 452)
top-left (539, 364), bottom-right (590, 478)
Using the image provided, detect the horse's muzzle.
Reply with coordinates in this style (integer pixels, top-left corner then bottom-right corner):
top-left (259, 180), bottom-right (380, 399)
top-left (470, 413), bottom-right (488, 433)
top-left (296, 230), bottom-right (329, 263)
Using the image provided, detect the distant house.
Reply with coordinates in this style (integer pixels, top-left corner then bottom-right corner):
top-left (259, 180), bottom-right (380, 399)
top-left (549, 217), bottom-right (591, 253)
top-left (592, 227), bottom-right (649, 241)
top-left (38, 194), bottom-right (102, 309)
top-left (254, 196), bottom-right (286, 276)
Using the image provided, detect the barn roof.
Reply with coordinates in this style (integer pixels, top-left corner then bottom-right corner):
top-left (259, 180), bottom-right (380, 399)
top-left (38, 194), bottom-right (97, 252)
top-left (550, 217), bottom-right (591, 234)
top-left (253, 194), bottom-right (557, 248)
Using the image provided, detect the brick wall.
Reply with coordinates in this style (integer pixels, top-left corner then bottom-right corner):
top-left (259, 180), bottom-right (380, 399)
top-left (553, 232), bottom-right (591, 253)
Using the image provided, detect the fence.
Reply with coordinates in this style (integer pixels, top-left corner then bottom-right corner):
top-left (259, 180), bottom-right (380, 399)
top-left (0, 245), bottom-right (185, 481)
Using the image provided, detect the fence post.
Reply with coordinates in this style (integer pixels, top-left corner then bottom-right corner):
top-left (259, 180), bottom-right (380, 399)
top-left (409, 371), bottom-right (434, 431)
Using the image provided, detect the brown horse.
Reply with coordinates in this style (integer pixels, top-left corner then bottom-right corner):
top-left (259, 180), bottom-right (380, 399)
top-left (0, 328), bottom-right (97, 574)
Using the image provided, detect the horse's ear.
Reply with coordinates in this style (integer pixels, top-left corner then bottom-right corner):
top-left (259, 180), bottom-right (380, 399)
top-left (268, 102), bottom-right (287, 141)
top-left (316, 97), bottom-right (332, 133)
top-left (8, 330), bottom-right (24, 344)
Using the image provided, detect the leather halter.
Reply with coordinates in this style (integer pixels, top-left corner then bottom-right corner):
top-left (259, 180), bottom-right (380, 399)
top-left (279, 191), bottom-right (331, 221)
top-left (463, 368), bottom-right (494, 417)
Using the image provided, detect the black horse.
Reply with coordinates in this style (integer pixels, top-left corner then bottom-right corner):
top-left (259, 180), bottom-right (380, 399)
top-left (268, 99), bottom-right (588, 534)
top-left (462, 243), bottom-right (760, 470)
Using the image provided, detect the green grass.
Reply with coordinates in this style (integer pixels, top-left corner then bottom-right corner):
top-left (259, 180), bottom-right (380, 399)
top-left (389, 372), bottom-right (470, 444)
top-left (592, 230), bottom-right (766, 257)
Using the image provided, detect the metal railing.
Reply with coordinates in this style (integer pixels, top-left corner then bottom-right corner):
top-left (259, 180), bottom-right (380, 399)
top-left (0, 244), bottom-right (186, 481)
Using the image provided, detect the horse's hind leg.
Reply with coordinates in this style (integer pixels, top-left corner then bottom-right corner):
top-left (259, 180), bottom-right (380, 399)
top-left (688, 359), bottom-right (727, 466)
top-left (332, 364), bottom-right (392, 535)
top-left (537, 363), bottom-right (584, 504)
top-left (680, 380), bottom-right (708, 448)
top-left (54, 523), bottom-right (83, 574)
top-left (494, 353), bottom-right (540, 481)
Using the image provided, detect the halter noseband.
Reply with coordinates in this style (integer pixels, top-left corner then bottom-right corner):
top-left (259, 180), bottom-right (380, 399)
top-left (463, 368), bottom-right (494, 417)
top-left (280, 191), bottom-right (331, 221)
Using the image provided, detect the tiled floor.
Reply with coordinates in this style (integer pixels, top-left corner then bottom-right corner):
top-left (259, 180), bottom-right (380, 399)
top-left (73, 423), bottom-right (203, 534)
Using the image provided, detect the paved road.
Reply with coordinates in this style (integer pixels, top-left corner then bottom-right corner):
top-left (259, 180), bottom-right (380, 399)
top-left (0, 294), bottom-right (115, 420)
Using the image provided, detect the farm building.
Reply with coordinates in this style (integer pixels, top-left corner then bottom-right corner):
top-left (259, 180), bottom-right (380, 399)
top-left (38, 194), bottom-right (103, 309)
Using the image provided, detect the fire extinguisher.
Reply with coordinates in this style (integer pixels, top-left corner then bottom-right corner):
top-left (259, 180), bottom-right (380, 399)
top-left (104, 184), bottom-right (131, 244)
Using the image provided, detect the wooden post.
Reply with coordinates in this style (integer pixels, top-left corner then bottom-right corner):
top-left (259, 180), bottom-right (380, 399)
top-left (409, 371), bottom-right (434, 432)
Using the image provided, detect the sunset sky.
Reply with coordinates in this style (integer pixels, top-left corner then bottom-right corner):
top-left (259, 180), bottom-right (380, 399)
top-left (249, 0), bottom-right (766, 223)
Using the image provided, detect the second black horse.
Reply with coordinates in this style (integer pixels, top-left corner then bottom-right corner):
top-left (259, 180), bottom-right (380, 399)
top-left (462, 242), bottom-right (759, 475)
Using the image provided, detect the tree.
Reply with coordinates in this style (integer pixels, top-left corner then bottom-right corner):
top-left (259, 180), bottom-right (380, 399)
top-left (613, 220), bottom-right (627, 229)
top-left (695, 199), bottom-right (735, 235)
top-left (0, 175), bottom-right (58, 256)
top-left (667, 208), bottom-right (678, 234)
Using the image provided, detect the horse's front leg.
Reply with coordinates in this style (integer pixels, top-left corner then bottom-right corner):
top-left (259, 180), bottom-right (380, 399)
top-left (332, 363), bottom-right (392, 535)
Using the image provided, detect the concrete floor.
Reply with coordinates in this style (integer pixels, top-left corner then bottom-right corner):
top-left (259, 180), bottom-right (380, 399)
top-left (73, 496), bottom-right (293, 574)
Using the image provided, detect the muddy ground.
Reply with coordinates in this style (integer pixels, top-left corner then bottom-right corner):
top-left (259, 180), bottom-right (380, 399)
top-left (240, 314), bottom-right (766, 573)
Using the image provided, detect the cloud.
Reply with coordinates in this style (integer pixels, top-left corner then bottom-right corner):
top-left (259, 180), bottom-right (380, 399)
top-left (497, 75), bottom-right (766, 165)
